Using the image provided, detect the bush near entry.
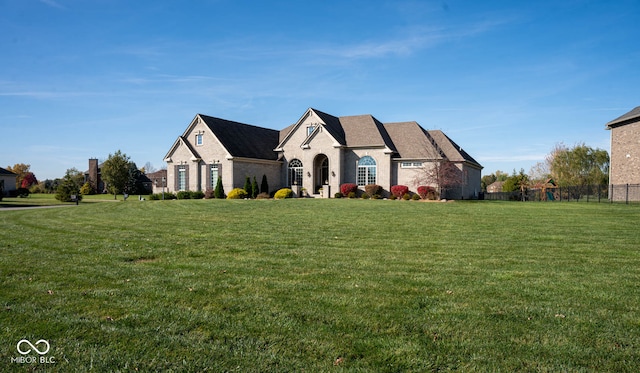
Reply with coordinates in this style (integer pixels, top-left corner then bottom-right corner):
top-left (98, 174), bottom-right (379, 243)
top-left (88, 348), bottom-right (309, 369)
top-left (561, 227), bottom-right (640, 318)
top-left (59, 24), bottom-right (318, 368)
top-left (274, 188), bottom-right (293, 199)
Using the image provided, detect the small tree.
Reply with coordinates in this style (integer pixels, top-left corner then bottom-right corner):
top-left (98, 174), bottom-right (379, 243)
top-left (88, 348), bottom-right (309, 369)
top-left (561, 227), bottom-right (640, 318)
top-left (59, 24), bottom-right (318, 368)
top-left (80, 182), bottom-right (94, 195)
top-left (20, 172), bottom-right (38, 189)
top-left (214, 176), bottom-right (225, 198)
top-left (244, 176), bottom-right (252, 198)
top-left (251, 176), bottom-right (259, 199)
top-left (503, 169), bottom-right (529, 201)
top-left (55, 169), bottom-right (83, 202)
top-left (101, 150), bottom-right (131, 199)
top-left (260, 174), bottom-right (269, 195)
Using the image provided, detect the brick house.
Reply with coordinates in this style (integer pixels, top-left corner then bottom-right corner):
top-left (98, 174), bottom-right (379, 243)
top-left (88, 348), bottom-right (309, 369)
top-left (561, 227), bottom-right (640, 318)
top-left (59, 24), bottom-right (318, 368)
top-left (605, 106), bottom-right (640, 186)
top-left (164, 108), bottom-right (483, 199)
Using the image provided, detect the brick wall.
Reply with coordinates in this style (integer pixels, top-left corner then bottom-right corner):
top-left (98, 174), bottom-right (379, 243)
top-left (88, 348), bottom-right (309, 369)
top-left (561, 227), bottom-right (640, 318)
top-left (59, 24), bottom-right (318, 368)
top-left (610, 120), bottom-right (640, 185)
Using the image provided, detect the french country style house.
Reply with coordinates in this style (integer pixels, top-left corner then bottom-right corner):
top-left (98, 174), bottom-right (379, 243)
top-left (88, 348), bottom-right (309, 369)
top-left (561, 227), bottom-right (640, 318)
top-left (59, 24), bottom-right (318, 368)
top-left (164, 108), bottom-right (482, 199)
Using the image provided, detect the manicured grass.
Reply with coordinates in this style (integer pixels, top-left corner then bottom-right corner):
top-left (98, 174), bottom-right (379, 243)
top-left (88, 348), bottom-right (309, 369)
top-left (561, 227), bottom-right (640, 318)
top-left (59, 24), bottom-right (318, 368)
top-left (1, 199), bottom-right (639, 371)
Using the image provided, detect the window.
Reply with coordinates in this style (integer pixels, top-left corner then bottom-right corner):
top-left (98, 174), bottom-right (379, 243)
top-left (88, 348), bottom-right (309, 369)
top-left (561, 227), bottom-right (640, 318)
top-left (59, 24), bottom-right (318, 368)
top-left (288, 159), bottom-right (303, 186)
top-left (357, 156), bottom-right (377, 186)
top-left (210, 164), bottom-right (219, 189)
top-left (401, 161), bottom-right (423, 168)
top-left (307, 126), bottom-right (315, 136)
top-left (178, 166), bottom-right (187, 191)
top-left (196, 134), bottom-right (203, 146)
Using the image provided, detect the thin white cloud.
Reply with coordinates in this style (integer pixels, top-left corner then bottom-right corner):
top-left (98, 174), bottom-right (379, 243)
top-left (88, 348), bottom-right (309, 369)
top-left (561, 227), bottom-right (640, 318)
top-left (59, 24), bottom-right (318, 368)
top-left (39, 0), bottom-right (65, 9)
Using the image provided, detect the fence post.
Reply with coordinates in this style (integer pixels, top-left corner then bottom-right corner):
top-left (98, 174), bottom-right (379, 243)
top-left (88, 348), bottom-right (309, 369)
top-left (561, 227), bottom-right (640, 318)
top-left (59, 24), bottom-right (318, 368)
top-left (626, 184), bottom-right (629, 205)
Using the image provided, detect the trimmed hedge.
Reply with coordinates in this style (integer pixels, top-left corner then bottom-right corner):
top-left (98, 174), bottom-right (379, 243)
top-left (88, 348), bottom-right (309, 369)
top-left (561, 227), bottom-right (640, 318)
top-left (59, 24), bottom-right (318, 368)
top-left (340, 183), bottom-right (358, 196)
top-left (390, 185), bottom-right (409, 198)
top-left (417, 185), bottom-right (438, 200)
top-left (227, 188), bottom-right (248, 199)
top-left (274, 188), bottom-right (293, 199)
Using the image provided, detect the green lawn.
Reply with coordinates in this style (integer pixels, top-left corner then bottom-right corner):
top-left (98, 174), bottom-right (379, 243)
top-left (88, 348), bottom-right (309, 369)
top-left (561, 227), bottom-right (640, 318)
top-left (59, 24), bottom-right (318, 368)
top-left (1, 198), bottom-right (639, 372)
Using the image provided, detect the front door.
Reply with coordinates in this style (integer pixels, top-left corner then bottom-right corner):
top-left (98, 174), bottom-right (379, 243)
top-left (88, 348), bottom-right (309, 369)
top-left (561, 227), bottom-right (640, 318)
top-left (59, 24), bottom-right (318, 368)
top-left (314, 155), bottom-right (329, 194)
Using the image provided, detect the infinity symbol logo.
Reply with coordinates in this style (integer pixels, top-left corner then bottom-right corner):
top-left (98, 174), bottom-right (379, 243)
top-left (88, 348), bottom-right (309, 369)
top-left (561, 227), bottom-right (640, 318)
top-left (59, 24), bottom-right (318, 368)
top-left (16, 339), bottom-right (50, 355)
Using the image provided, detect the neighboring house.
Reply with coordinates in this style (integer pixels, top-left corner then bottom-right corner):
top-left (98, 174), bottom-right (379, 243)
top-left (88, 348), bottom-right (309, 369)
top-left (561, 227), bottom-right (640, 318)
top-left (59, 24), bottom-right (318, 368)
top-left (146, 169), bottom-right (168, 194)
top-left (605, 106), bottom-right (640, 186)
top-left (85, 158), bottom-right (105, 193)
top-left (84, 158), bottom-right (153, 194)
top-left (164, 108), bottom-right (483, 199)
top-left (0, 167), bottom-right (18, 196)
top-left (486, 181), bottom-right (505, 193)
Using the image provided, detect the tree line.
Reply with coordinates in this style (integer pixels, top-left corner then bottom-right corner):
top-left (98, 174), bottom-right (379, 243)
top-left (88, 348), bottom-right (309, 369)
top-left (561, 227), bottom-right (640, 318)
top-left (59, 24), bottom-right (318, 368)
top-left (482, 143), bottom-right (610, 193)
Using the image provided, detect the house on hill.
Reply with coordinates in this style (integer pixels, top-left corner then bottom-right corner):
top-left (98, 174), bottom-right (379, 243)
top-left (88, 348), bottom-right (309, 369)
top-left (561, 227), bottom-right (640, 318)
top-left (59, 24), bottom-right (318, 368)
top-left (163, 108), bottom-right (483, 199)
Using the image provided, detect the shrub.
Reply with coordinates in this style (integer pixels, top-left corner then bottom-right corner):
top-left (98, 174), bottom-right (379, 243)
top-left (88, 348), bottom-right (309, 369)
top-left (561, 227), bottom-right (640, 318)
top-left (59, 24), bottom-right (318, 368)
top-left (361, 193), bottom-right (370, 199)
top-left (412, 193), bottom-right (421, 200)
top-left (256, 192), bottom-right (270, 199)
top-left (190, 190), bottom-right (205, 199)
top-left (274, 188), bottom-right (293, 199)
top-left (204, 188), bottom-right (214, 199)
top-left (389, 194), bottom-right (397, 200)
top-left (340, 183), bottom-right (358, 196)
top-left (244, 176), bottom-right (252, 198)
top-left (260, 174), bottom-right (269, 195)
top-left (149, 193), bottom-right (161, 200)
top-left (371, 194), bottom-right (381, 199)
top-left (251, 177), bottom-right (259, 199)
top-left (390, 185), bottom-right (409, 198)
top-left (214, 176), bottom-right (225, 199)
top-left (16, 187), bottom-right (30, 198)
top-left (79, 182), bottom-right (94, 195)
top-left (418, 185), bottom-right (439, 200)
top-left (164, 192), bottom-right (177, 200)
top-left (402, 193), bottom-right (411, 200)
top-left (364, 184), bottom-right (382, 197)
top-left (334, 192), bottom-right (343, 198)
top-left (176, 191), bottom-right (191, 199)
top-left (227, 188), bottom-right (248, 199)
top-left (347, 191), bottom-right (357, 199)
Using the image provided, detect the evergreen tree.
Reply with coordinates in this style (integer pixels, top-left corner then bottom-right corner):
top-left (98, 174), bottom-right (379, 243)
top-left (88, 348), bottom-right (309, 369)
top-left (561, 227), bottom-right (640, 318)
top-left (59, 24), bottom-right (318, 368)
top-left (55, 169), bottom-right (83, 202)
top-left (214, 176), bottom-right (225, 198)
top-left (244, 176), bottom-right (252, 198)
top-left (260, 174), bottom-right (269, 195)
top-left (251, 176), bottom-right (259, 198)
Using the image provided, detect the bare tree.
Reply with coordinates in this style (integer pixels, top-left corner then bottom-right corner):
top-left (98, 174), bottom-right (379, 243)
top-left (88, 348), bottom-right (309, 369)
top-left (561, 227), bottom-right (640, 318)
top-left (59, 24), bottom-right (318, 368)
top-left (412, 134), bottom-right (464, 199)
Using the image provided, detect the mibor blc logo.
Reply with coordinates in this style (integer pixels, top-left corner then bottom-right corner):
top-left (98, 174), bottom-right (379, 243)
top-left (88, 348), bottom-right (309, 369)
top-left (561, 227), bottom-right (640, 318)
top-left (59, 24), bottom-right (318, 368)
top-left (11, 339), bottom-right (56, 364)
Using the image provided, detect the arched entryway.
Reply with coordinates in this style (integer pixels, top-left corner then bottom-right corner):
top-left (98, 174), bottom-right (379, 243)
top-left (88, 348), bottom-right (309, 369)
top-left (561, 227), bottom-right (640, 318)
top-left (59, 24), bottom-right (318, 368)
top-left (313, 154), bottom-right (329, 194)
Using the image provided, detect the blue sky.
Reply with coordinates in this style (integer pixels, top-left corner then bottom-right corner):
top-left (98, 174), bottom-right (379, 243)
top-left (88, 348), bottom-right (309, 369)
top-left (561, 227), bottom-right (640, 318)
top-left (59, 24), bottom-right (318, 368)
top-left (1, 0), bottom-right (639, 180)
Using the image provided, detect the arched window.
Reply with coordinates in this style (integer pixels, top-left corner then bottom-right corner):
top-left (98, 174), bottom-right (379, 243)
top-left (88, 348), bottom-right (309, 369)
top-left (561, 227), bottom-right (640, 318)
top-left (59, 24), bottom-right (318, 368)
top-left (357, 156), bottom-right (376, 186)
top-left (288, 159), bottom-right (303, 186)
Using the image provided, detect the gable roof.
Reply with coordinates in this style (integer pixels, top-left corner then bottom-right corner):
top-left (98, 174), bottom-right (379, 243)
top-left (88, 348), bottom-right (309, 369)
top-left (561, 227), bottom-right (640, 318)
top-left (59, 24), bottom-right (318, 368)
top-left (0, 167), bottom-right (17, 176)
top-left (198, 115), bottom-right (280, 160)
top-left (428, 130), bottom-right (482, 168)
top-left (383, 121), bottom-right (440, 159)
top-left (605, 106), bottom-right (640, 129)
top-left (340, 114), bottom-right (396, 150)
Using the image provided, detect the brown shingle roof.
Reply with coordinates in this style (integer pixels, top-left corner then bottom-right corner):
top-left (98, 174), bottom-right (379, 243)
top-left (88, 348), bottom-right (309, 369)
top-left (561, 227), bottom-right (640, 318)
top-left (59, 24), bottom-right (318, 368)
top-left (383, 122), bottom-right (439, 159)
top-left (605, 106), bottom-right (640, 129)
top-left (428, 130), bottom-right (482, 168)
top-left (340, 114), bottom-right (395, 149)
top-left (199, 114), bottom-right (280, 160)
